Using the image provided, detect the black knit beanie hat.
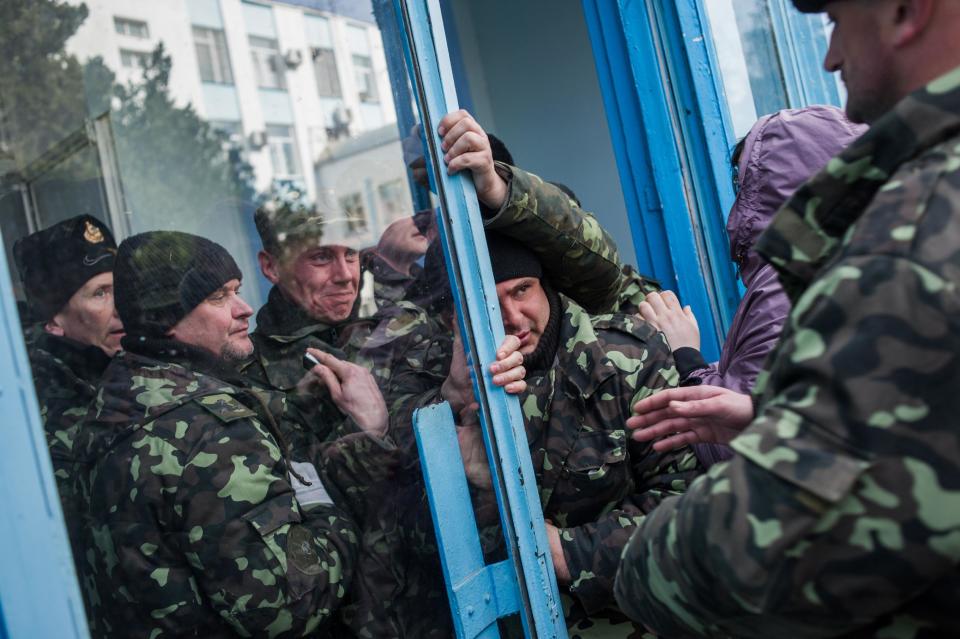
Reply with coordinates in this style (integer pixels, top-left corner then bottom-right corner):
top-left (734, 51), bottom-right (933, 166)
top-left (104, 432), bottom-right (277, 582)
top-left (14, 215), bottom-right (117, 321)
top-left (485, 232), bottom-right (543, 284)
top-left (114, 231), bottom-right (242, 337)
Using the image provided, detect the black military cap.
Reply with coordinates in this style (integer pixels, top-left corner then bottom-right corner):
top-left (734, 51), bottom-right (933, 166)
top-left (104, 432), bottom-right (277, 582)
top-left (114, 231), bottom-right (241, 337)
top-left (13, 215), bottom-right (117, 321)
top-left (485, 232), bottom-right (543, 284)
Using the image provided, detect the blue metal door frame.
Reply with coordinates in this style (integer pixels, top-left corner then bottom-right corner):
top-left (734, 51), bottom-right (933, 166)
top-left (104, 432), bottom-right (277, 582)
top-left (582, 0), bottom-right (842, 362)
top-left (582, 0), bottom-right (738, 361)
top-left (398, 0), bottom-right (566, 635)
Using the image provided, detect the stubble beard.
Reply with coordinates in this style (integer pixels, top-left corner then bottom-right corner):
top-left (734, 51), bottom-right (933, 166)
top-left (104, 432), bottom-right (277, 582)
top-left (220, 338), bottom-right (254, 364)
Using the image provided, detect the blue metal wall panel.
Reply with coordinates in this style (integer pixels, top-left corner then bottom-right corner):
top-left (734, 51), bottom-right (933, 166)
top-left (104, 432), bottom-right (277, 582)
top-left (401, 0), bottom-right (567, 635)
top-left (0, 231), bottom-right (89, 637)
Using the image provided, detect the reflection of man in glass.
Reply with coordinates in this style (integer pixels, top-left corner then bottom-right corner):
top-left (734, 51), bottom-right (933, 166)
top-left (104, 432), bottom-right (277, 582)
top-left (76, 230), bottom-right (381, 638)
top-left (361, 213), bottom-right (430, 313)
top-left (13, 214), bottom-right (123, 564)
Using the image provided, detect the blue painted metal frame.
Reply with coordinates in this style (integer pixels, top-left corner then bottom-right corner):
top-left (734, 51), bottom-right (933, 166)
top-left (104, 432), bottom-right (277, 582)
top-left (651, 0), bottom-right (742, 337)
top-left (399, 0), bottom-right (567, 636)
top-left (767, 0), bottom-right (843, 108)
top-left (0, 232), bottom-right (89, 638)
top-left (582, 0), bottom-right (728, 361)
top-left (414, 403), bottom-right (520, 639)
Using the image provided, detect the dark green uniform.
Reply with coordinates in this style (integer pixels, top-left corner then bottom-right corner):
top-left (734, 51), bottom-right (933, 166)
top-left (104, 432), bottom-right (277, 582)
top-left (74, 343), bottom-right (360, 638)
top-left (392, 295), bottom-right (699, 637)
top-left (27, 331), bottom-right (111, 577)
top-left (615, 66), bottom-right (960, 639)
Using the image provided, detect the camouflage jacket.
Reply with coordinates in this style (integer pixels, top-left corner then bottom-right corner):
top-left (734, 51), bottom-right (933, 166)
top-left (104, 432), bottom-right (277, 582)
top-left (615, 67), bottom-right (960, 638)
top-left (394, 296), bottom-right (700, 636)
top-left (242, 285), bottom-right (440, 440)
top-left (26, 332), bottom-right (111, 572)
top-left (488, 163), bottom-right (661, 313)
top-left (74, 342), bottom-right (359, 638)
top-left (362, 250), bottom-right (422, 313)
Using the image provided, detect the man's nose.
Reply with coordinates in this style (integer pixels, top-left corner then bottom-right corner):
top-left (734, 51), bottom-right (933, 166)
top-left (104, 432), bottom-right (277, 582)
top-left (233, 296), bottom-right (253, 319)
top-left (331, 255), bottom-right (353, 282)
top-left (499, 299), bottom-right (521, 331)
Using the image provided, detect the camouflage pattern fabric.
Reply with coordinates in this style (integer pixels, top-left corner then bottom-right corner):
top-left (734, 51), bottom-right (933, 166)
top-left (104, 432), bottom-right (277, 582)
top-left (487, 163), bottom-right (661, 314)
top-left (362, 250), bottom-right (423, 314)
top-left (73, 347), bottom-right (359, 638)
top-left (26, 331), bottom-right (111, 589)
top-left (393, 296), bottom-right (700, 637)
top-left (615, 66), bottom-right (960, 638)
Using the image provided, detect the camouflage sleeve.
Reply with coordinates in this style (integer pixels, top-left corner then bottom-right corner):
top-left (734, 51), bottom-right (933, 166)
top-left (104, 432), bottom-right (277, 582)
top-left (560, 326), bottom-right (700, 613)
top-left (614, 253), bottom-right (960, 637)
top-left (177, 411), bottom-right (359, 637)
top-left (486, 163), bottom-right (659, 313)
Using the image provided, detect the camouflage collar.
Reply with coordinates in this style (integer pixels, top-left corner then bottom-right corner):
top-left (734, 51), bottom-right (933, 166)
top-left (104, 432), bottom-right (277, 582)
top-left (33, 331), bottom-right (112, 383)
top-left (98, 350), bottom-right (239, 423)
top-left (555, 296), bottom-right (618, 399)
top-left (756, 65), bottom-right (960, 301)
top-left (255, 285), bottom-right (339, 342)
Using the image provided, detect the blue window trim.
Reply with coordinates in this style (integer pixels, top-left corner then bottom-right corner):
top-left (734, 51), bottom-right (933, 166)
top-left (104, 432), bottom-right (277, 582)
top-left (582, 0), bottom-right (736, 361)
top-left (399, 0), bottom-right (567, 635)
top-left (0, 243), bottom-right (89, 637)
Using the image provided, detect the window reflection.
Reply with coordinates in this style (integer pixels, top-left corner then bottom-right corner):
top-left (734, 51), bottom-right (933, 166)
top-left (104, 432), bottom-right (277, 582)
top-left (1, 0), bottom-right (461, 635)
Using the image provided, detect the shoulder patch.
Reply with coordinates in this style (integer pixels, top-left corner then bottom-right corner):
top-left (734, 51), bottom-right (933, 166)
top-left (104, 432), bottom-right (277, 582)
top-left (194, 393), bottom-right (256, 423)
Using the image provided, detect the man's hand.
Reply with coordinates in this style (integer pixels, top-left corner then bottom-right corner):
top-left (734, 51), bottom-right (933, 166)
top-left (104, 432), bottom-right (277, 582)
top-left (457, 403), bottom-right (492, 489)
top-left (438, 110), bottom-right (508, 209)
top-left (442, 331), bottom-right (527, 414)
top-left (627, 385), bottom-right (754, 451)
top-left (304, 348), bottom-right (388, 438)
top-left (545, 521), bottom-right (571, 584)
top-left (638, 290), bottom-right (700, 351)
top-left (489, 334), bottom-right (526, 394)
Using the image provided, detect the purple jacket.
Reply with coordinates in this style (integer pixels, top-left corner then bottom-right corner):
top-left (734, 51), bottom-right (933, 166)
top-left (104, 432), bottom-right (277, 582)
top-left (689, 106), bottom-right (866, 466)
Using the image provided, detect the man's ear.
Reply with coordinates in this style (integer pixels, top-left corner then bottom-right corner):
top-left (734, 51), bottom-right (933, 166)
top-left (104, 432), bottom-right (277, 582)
top-left (890, 0), bottom-right (935, 48)
top-left (44, 316), bottom-right (65, 337)
top-left (258, 250), bottom-right (281, 285)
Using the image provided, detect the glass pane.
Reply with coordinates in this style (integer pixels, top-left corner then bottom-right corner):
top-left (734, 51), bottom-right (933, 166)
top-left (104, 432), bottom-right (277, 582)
top-left (705, 0), bottom-right (790, 137)
top-left (0, 0), bottom-right (494, 636)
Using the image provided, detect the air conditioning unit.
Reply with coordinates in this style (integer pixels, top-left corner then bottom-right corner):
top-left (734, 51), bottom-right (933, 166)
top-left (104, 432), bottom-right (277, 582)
top-left (283, 49), bottom-right (303, 70)
top-left (248, 131), bottom-right (267, 149)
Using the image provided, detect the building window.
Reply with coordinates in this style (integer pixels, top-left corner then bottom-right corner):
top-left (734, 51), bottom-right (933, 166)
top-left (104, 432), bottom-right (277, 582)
top-left (340, 192), bottom-right (367, 233)
top-left (193, 27), bottom-right (234, 85)
top-left (114, 17), bottom-right (149, 39)
top-left (266, 124), bottom-right (301, 178)
top-left (119, 49), bottom-right (150, 69)
top-left (311, 47), bottom-right (341, 98)
top-left (352, 54), bottom-right (378, 103)
top-left (249, 36), bottom-right (286, 90)
top-left (306, 15), bottom-right (341, 98)
top-left (377, 179), bottom-right (410, 224)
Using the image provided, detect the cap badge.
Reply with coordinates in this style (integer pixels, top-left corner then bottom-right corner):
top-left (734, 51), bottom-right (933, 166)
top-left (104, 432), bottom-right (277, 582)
top-left (84, 221), bottom-right (105, 244)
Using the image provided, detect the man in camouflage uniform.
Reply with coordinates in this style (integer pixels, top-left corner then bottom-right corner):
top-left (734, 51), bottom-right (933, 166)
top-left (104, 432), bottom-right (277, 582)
top-left (361, 213), bottom-right (430, 314)
top-left (618, 1), bottom-right (960, 636)
top-left (13, 215), bottom-right (124, 561)
top-left (74, 231), bottom-right (391, 638)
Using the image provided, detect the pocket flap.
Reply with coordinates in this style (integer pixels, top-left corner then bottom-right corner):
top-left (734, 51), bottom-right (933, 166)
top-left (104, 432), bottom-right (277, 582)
top-left (732, 414), bottom-right (871, 504)
top-left (242, 492), bottom-right (302, 536)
